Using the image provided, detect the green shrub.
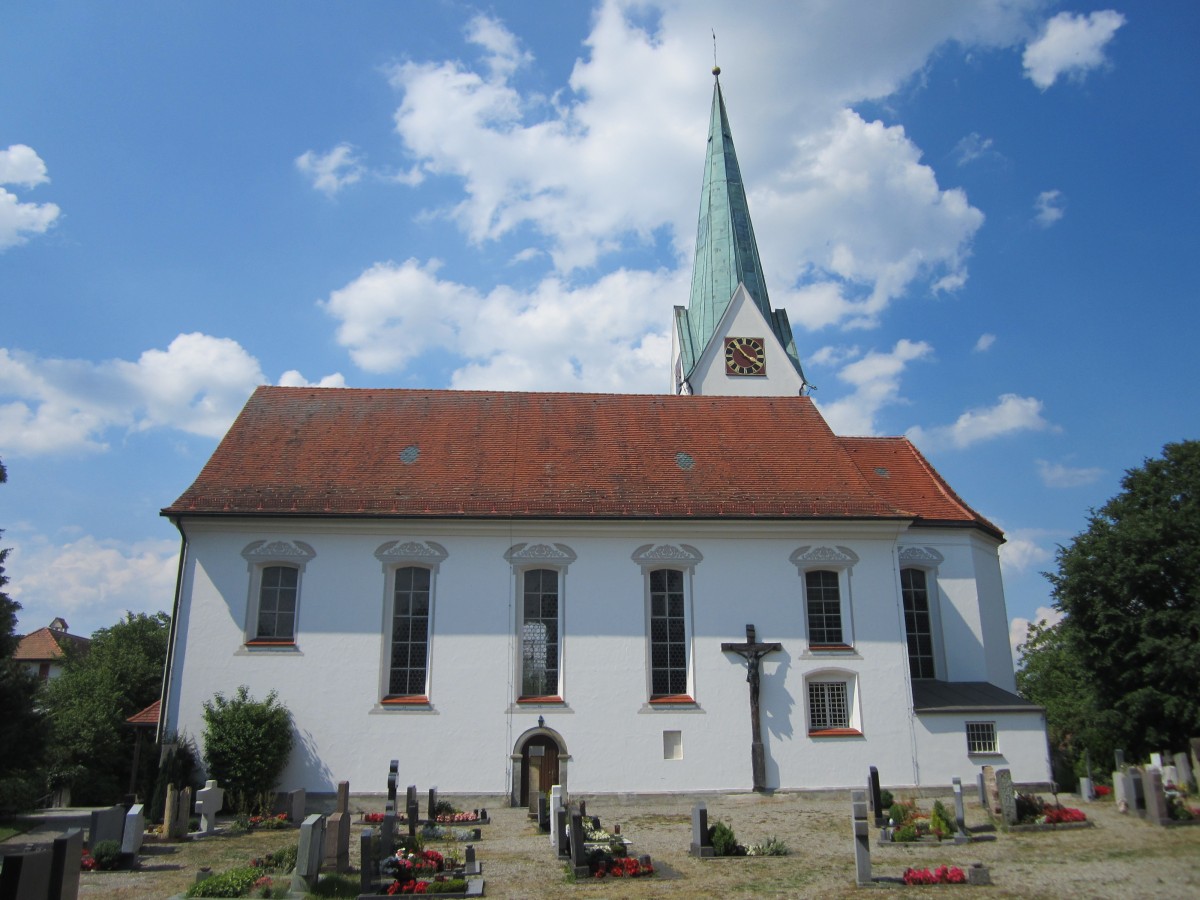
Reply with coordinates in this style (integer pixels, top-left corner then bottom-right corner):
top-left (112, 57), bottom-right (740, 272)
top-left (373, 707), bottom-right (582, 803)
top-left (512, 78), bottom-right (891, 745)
top-left (433, 799), bottom-right (456, 817)
top-left (310, 874), bottom-right (360, 896)
top-left (90, 840), bottom-right (123, 870)
top-left (930, 800), bottom-right (955, 838)
top-left (186, 866), bottom-right (260, 897)
top-left (150, 734), bottom-right (201, 824)
top-left (427, 880), bottom-right (468, 894)
top-left (888, 801), bottom-right (912, 826)
top-left (748, 835), bottom-right (789, 856)
top-left (708, 820), bottom-right (744, 856)
top-left (879, 789), bottom-right (894, 809)
top-left (892, 823), bottom-right (919, 842)
top-left (202, 687), bottom-right (293, 815)
top-left (252, 844), bottom-right (297, 873)
top-left (0, 775), bottom-right (39, 815)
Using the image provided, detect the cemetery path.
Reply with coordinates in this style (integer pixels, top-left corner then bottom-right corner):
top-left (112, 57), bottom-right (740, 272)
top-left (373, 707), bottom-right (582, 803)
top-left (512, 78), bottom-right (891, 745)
top-left (3, 790), bottom-right (1199, 897)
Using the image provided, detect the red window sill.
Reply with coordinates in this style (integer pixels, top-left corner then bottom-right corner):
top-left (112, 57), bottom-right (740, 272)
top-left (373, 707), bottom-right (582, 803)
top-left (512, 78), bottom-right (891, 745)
top-left (245, 639), bottom-right (295, 647)
top-left (649, 695), bottom-right (696, 705)
top-left (809, 644), bottom-right (854, 652)
top-left (808, 728), bottom-right (863, 737)
top-left (381, 696), bottom-right (430, 706)
top-left (517, 695), bottom-right (565, 704)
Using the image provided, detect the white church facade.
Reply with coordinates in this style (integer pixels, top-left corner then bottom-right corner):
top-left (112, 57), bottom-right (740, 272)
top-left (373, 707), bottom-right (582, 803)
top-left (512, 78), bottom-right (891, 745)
top-left (160, 71), bottom-right (1050, 800)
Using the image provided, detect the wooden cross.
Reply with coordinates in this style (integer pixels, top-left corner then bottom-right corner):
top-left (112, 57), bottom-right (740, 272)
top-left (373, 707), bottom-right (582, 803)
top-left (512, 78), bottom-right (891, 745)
top-left (721, 624), bottom-right (783, 792)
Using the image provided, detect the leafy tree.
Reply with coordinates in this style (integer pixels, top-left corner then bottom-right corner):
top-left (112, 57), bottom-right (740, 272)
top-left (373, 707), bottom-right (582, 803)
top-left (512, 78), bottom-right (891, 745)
top-left (202, 686), bottom-right (293, 814)
top-left (41, 610), bottom-right (170, 804)
top-left (1037, 440), bottom-right (1200, 764)
top-left (0, 458), bottom-right (49, 812)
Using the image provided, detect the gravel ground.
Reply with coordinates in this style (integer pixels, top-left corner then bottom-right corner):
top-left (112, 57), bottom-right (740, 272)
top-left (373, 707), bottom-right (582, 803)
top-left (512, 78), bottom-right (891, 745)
top-left (5, 790), bottom-right (1200, 898)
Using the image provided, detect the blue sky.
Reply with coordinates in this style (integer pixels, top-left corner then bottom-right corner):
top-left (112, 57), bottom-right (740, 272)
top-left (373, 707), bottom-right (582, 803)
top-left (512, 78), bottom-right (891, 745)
top-left (2, 1), bottom-right (1196, 660)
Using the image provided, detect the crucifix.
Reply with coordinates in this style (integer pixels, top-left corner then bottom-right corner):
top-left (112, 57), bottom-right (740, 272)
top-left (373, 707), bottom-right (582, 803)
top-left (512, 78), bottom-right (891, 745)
top-left (721, 623), bottom-right (783, 793)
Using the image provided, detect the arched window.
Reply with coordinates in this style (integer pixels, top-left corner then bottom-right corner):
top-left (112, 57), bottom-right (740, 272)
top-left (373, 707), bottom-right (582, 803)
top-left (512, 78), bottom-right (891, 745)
top-left (241, 540), bottom-right (316, 647)
top-left (388, 566), bottom-right (432, 698)
top-left (521, 568), bottom-right (560, 698)
top-left (901, 568), bottom-right (936, 679)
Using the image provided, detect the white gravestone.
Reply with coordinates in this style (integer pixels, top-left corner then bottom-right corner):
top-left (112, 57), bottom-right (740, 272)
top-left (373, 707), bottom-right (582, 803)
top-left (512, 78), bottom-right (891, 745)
top-left (195, 780), bottom-right (224, 835)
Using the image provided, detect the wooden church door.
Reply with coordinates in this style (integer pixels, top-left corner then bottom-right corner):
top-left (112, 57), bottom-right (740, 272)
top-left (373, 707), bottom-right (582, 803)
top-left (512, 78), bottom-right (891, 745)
top-left (521, 735), bottom-right (560, 807)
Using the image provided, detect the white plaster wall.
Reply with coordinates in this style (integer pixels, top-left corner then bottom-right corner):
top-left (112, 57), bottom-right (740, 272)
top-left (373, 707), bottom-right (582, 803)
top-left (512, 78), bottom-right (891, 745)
top-left (687, 286), bottom-right (806, 397)
top-left (912, 712), bottom-right (1052, 787)
top-left (165, 517), bottom-right (1041, 795)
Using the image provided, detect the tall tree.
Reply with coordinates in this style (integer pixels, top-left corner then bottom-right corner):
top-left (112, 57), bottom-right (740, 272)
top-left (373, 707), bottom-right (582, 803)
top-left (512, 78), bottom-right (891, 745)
top-left (1043, 440), bottom-right (1200, 761)
top-left (0, 458), bottom-right (49, 812)
top-left (42, 610), bottom-right (170, 804)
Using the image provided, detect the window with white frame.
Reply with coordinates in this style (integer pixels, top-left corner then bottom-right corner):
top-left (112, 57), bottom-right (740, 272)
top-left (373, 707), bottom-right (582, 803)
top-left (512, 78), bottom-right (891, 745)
top-left (901, 568), bottom-right (937, 679)
top-left (505, 543), bottom-right (576, 702)
top-left (805, 670), bottom-right (861, 735)
top-left (966, 721), bottom-right (998, 754)
top-left (632, 543), bottom-right (702, 703)
top-left (790, 546), bottom-right (858, 649)
top-left (241, 540), bottom-right (316, 646)
top-left (375, 540), bottom-right (448, 705)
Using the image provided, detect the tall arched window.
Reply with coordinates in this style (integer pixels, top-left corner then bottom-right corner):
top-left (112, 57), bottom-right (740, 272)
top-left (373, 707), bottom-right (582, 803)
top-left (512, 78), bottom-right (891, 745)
top-left (388, 566), bottom-right (432, 698)
top-left (521, 568), bottom-right (560, 698)
top-left (901, 568), bottom-right (936, 679)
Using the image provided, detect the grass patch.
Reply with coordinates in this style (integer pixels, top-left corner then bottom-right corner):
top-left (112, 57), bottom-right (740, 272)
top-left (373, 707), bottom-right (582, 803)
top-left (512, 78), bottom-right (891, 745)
top-left (0, 820), bottom-right (31, 842)
top-left (625, 813), bottom-right (690, 827)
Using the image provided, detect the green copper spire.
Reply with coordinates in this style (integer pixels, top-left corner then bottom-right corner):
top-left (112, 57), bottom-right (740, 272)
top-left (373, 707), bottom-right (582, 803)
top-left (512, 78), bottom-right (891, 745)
top-left (676, 68), bottom-right (807, 386)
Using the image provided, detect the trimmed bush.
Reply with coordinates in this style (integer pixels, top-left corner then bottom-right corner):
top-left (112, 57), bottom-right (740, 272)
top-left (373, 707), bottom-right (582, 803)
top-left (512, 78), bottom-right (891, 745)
top-left (90, 839), bottom-right (122, 870)
top-left (202, 687), bottom-right (293, 815)
top-left (708, 820), bottom-right (745, 856)
top-left (186, 866), bottom-right (260, 898)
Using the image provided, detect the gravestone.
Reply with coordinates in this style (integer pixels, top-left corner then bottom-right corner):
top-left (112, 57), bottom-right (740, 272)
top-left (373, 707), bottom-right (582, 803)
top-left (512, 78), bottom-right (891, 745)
top-left (1115, 748), bottom-right (1126, 770)
top-left (868, 766), bottom-right (884, 827)
top-left (1163, 765), bottom-right (1180, 789)
top-left (324, 780), bottom-right (351, 872)
top-left (1144, 769), bottom-right (1171, 826)
top-left (290, 813), bottom-right (326, 893)
top-left (952, 777), bottom-right (968, 838)
top-left (1190, 738), bottom-right (1200, 779)
top-left (121, 804), bottom-right (146, 861)
top-left (689, 802), bottom-right (714, 857)
top-left (405, 786), bottom-right (419, 838)
top-left (527, 744), bottom-right (545, 815)
top-left (537, 794), bottom-right (549, 832)
top-left (1130, 767), bottom-right (1147, 818)
top-left (1149, 752), bottom-right (1163, 771)
top-left (163, 784), bottom-right (179, 839)
top-left (288, 788), bottom-right (307, 823)
top-left (195, 780), bottom-right (224, 834)
top-left (387, 761), bottom-right (398, 810)
top-left (548, 785), bottom-right (563, 850)
top-left (851, 789), bottom-right (871, 886)
top-left (976, 771), bottom-right (986, 807)
top-left (568, 810), bottom-right (590, 878)
top-left (982, 765), bottom-right (1001, 816)
top-left (1078, 776), bottom-right (1093, 802)
top-left (88, 804), bottom-right (126, 848)
top-left (464, 844), bottom-right (480, 877)
top-left (174, 786), bottom-right (193, 839)
top-left (995, 768), bottom-right (1018, 826)
top-left (0, 845), bottom-right (53, 900)
top-left (1174, 752), bottom-right (1195, 792)
top-left (427, 786), bottom-right (438, 821)
top-left (49, 827), bottom-right (83, 900)
top-left (359, 828), bottom-right (375, 895)
top-left (554, 802), bottom-right (569, 858)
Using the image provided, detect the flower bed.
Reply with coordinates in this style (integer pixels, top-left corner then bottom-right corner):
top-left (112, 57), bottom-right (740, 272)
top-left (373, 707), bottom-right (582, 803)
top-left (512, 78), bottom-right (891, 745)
top-left (880, 799), bottom-right (959, 843)
top-left (1008, 793), bottom-right (1092, 831)
top-left (903, 865), bottom-right (967, 885)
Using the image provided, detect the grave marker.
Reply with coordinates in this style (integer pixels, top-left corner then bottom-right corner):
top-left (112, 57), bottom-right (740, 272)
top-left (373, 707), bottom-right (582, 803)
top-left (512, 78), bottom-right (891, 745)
top-left (537, 794), bottom-right (549, 832)
top-left (290, 813), bottom-right (326, 893)
top-left (1144, 769), bottom-right (1170, 826)
top-left (195, 780), bottom-right (224, 834)
top-left (1130, 767), bottom-right (1147, 818)
top-left (406, 785), bottom-right (419, 838)
top-left (548, 785), bottom-right (563, 850)
top-left (288, 788), bottom-right (307, 823)
top-left (995, 768), bottom-right (1018, 826)
top-left (1174, 752), bottom-right (1195, 792)
top-left (121, 804), bottom-right (145, 860)
top-left (982, 765), bottom-right (1001, 816)
top-left (721, 623), bottom-right (784, 792)
top-left (359, 828), bottom-right (375, 896)
top-left (1115, 748), bottom-right (1125, 770)
top-left (952, 777), bottom-right (968, 838)
top-left (49, 827), bottom-right (83, 900)
top-left (868, 766), bottom-right (884, 827)
top-left (568, 809), bottom-right (590, 878)
top-left (976, 771), bottom-right (986, 807)
top-left (851, 789), bottom-right (871, 886)
top-left (689, 802), bottom-right (714, 858)
top-left (464, 844), bottom-right (480, 877)
top-left (88, 804), bottom-right (125, 848)
top-left (324, 780), bottom-right (351, 872)
top-left (0, 845), bottom-right (52, 899)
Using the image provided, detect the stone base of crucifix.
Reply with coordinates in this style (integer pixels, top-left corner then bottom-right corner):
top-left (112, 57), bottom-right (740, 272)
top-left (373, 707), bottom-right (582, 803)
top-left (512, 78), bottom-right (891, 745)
top-left (721, 624), bottom-right (782, 793)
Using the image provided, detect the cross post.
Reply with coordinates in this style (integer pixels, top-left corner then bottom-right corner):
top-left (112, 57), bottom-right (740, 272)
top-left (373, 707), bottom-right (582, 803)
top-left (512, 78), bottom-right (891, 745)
top-left (721, 623), bottom-right (783, 792)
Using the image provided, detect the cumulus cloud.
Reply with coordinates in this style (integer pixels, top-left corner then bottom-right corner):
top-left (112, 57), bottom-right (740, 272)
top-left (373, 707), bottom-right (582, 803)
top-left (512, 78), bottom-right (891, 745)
top-left (1036, 458), bottom-right (1102, 488)
top-left (321, 256), bottom-right (683, 392)
top-left (0, 335), bottom-right (342, 455)
top-left (296, 143), bottom-right (365, 196)
top-left (907, 393), bottom-right (1054, 450)
top-left (973, 333), bottom-right (996, 352)
top-left (814, 339), bottom-right (932, 435)
top-left (7, 533), bottom-right (180, 637)
top-left (1010, 605), bottom-right (1065, 665)
top-left (1023, 10), bottom-right (1125, 90)
top-left (0, 144), bottom-right (60, 250)
top-left (1033, 189), bottom-right (1064, 227)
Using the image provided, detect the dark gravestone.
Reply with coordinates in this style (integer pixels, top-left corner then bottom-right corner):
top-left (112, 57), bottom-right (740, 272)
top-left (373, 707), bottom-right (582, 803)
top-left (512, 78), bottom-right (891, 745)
top-left (995, 769), bottom-right (1018, 826)
top-left (977, 771), bottom-right (987, 807)
top-left (427, 786), bottom-right (438, 821)
top-left (851, 789), bottom-right (871, 886)
top-left (537, 794), bottom-right (549, 832)
top-left (290, 813), bottom-right (326, 894)
top-left (1115, 748), bottom-right (1126, 770)
top-left (386, 761), bottom-right (398, 813)
top-left (1131, 767), bottom-right (1147, 818)
top-left (287, 788), bottom-right (307, 823)
top-left (463, 844), bottom-right (480, 877)
top-left (577, 799), bottom-right (586, 819)
top-left (0, 846), bottom-right (52, 900)
top-left (868, 766), bottom-right (884, 827)
top-left (359, 828), bottom-right (375, 895)
top-left (406, 794), bottom-right (420, 839)
top-left (49, 827), bottom-right (83, 900)
top-left (721, 624), bottom-right (784, 792)
top-left (555, 804), bottom-right (569, 858)
top-left (689, 802), bottom-right (714, 857)
top-left (88, 803), bottom-right (126, 848)
top-left (952, 777), bottom-right (968, 839)
top-left (568, 810), bottom-right (590, 878)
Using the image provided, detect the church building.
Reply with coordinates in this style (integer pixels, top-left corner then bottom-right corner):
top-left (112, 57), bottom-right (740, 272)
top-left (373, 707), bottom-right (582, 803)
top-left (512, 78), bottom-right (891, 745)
top-left (160, 70), bottom-right (1050, 800)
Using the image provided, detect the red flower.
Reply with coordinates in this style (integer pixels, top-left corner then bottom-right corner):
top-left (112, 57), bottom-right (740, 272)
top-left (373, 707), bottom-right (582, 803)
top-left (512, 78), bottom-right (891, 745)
top-left (1094, 785), bottom-right (1111, 797)
top-left (1043, 806), bottom-right (1087, 824)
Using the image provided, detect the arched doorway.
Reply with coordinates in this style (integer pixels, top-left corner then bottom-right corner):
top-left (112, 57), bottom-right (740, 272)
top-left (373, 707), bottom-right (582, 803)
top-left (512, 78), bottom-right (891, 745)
top-left (510, 726), bottom-right (569, 808)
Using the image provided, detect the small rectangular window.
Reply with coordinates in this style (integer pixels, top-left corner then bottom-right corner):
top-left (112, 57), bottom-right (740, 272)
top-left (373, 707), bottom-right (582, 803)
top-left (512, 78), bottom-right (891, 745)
top-left (805, 570), bottom-right (843, 645)
top-left (966, 721), bottom-right (997, 754)
top-left (808, 680), bottom-right (849, 731)
top-left (663, 730), bottom-right (683, 760)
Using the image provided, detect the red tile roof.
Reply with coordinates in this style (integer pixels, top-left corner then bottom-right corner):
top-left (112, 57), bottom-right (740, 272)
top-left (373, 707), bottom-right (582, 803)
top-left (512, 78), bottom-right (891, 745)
top-left (14, 626), bottom-right (91, 662)
top-left (126, 699), bottom-right (161, 727)
top-left (163, 386), bottom-right (999, 536)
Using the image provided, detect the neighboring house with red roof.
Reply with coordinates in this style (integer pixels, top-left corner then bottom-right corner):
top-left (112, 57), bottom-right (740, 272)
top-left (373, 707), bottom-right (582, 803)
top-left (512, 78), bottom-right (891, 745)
top-left (14, 617), bottom-right (91, 681)
top-left (159, 71), bottom-right (1048, 799)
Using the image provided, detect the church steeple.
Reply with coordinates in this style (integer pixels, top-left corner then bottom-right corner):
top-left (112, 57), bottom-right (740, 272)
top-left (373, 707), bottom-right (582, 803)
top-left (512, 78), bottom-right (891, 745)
top-left (673, 67), bottom-right (808, 395)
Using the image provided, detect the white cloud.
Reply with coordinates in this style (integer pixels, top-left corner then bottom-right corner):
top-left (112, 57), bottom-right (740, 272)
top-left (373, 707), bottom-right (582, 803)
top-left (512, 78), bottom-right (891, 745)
top-left (0, 144), bottom-right (60, 250)
top-left (295, 143), bottom-right (365, 197)
top-left (999, 529), bottom-right (1055, 574)
top-left (973, 333), bottom-right (996, 352)
top-left (7, 533), bottom-right (180, 637)
top-left (1023, 10), bottom-right (1125, 90)
top-left (0, 335), bottom-right (342, 456)
top-left (321, 256), bottom-right (684, 393)
top-left (953, 132), bottom-right (996, 166)
top-left (277, 370), bottom-right (347, 389)
top-left (1033, 189), bottom-right (1064, 227)
top-left (814, 339), bottom-right (932, 435)
top-left (1036, 458), bottom-right (1103, 488)
top-left (1010, 605), bottom-right (1065, 665)
top-left (907, 393), bottom-right (1054, 450)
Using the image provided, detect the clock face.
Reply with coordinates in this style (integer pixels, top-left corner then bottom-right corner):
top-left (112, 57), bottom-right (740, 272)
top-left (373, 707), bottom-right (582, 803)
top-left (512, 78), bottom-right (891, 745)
top-left (724, 337), bottom-right (766, 376)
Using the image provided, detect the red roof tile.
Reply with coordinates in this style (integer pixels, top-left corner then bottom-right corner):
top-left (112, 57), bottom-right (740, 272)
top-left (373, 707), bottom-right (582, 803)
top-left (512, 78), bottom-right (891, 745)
top-left (126, 699), bottom-right (161, 727)
top-left (162, 386), bottom-right (998, 536)
top-left (14, 626), bottom-right (91, 662)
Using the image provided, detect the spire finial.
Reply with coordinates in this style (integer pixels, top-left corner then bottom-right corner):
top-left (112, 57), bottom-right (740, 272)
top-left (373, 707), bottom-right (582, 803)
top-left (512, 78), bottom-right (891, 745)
top-left (712, 30), bottom-right (720, 78)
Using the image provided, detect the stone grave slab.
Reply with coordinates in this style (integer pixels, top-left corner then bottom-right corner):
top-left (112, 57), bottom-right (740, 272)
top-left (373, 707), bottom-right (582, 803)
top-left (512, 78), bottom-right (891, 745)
top-left (290, 813), bottom-right (326, 893)
top-left (868, 766), bottom-right (884, 827)
top-left (427, 786), bottom-right (438, 821)
top-left (1144, 769), bottom-right (1170, 826)
top-left (324, 780), bottom-right (351, 871)
top-left (549, 785), bottom-right (563, 852)
top-left (195, 780), bottom-right (224, 834)
top-left (1131, 767), bottom-right (1147, 818)
top-left (952, 777), bottom-right (968, 839)
top-left (568, 809), bottom-right (590, 878)
top-left (49, 827), bottom-right (83, 900)
top-left (1175, 752), bottom-right (1195, 791)
top-left (995, 768), bottom-right (1018, 826)
top-left (851, 789), bottom-right (871, 886)
top-left (88, 804), bottom-right (125, 848)
top-left (121, 804), bottom-right (145, 859)
top-left (982, 765), bottom-right (1001, 816)
top-left (689, 802), bottom-right (714, 858)
top-left (0, 845), bottom-right (52, 900)
top-left (288, 788), bottom-right (307, 823)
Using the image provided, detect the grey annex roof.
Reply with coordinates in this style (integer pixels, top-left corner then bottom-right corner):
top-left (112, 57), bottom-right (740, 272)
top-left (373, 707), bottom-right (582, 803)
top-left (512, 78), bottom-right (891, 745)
top-left (911, 681), bottom-right (1043, 714)
top-left (676, 70), bottom-right (807, 386)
